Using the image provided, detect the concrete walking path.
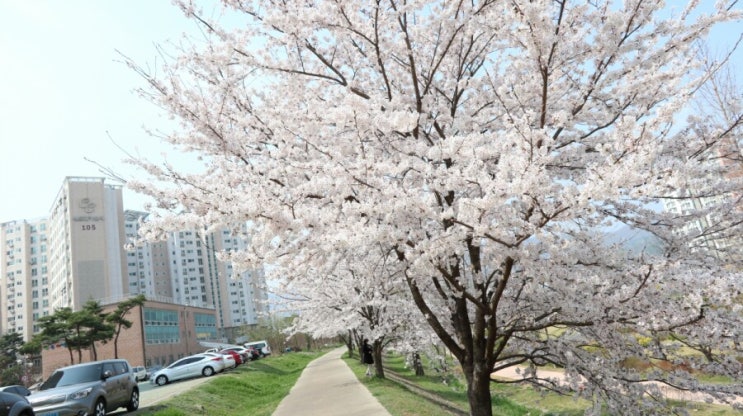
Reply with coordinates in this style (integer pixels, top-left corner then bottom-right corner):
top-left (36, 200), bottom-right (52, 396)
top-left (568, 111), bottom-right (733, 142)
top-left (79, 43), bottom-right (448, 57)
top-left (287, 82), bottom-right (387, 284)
top-left (272, 347), bottom-right (392, 416)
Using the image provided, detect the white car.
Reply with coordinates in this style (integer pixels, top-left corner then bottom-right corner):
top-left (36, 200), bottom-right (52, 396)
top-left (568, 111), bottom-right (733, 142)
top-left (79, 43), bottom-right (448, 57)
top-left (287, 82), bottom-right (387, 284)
top-left (132, 365), bottom-right (147, 381)
top-left (203, 351), bottom-right (237, 369)
top-left (245, 340), bottom-right (272, 357)
top-left (150, 354), bottom-right (225, 386)
top-left (218, 352), bottom-right (237, 369)
top-left (202, 349), bottom-right (237, 367)
top-left (220, 346), bottom-right (252, 363)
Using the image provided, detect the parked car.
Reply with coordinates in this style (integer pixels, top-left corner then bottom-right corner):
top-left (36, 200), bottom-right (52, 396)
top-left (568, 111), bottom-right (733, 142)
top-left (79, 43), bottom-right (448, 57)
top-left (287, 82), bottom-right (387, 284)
top-left (219, 349), bottom-right (243, 367)
top-left (220, 347), bottom-right (251, 362)
top-left (245, 340), bottom-right (272, 357)
top-left (243, 346), bottom-right (260, 360)
top-left (131, 366), bottom-right (147, 382)
top-left (27, 359), bottom-right (138, 416)
top-left (0, 391), bottom-right (35, 416)
top-left (150, 354), bottom-right (225, 386)
top-left (145, 365), bottom-right (163, 381)
top-left (219, 352), bottom-right (237, 369)
top-left (200, 353), bottom-right (230, 371)
top-left (0, 385), bottom-right (31, 397)
top-left (202, 348), bottom-right (239, 366)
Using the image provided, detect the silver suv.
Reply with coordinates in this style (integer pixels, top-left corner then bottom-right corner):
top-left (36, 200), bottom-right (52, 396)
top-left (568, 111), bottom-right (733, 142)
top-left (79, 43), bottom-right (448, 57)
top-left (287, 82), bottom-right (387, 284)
top-left (28, 359), bottom-right (139, 416)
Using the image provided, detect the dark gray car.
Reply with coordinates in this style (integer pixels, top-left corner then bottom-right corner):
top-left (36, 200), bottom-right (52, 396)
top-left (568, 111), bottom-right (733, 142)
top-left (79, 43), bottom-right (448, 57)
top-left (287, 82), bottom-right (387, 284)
top-left (0, 387), bottom-right (30, 398)
top-left (0, 391), bottom-right (34, 416)
top-left (28, 359), bottom-right (138, 416)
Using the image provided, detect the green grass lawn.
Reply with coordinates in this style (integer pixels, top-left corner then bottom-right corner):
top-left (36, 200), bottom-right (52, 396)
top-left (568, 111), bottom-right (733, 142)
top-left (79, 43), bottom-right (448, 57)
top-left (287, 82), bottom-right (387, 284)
top-left (126, 348), bottom-right (740, 416)
top-left (130, 350), bottom-right (325, 416)
top-left (344, 352), bottom-right (741, 416)
top-left (343, 353), bottom-right (586, 416)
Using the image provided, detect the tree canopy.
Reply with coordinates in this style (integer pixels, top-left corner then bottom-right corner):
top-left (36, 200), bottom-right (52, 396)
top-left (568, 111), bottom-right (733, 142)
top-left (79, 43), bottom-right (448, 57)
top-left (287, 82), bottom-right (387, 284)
top-left (125, 1), bottom-right (742, 414)
top-left (29, 297), bottom-right (144, 365)
top-left (0, 332), bottom-right (26, 386)
top-left (106, 294), bottom-right (146, 358)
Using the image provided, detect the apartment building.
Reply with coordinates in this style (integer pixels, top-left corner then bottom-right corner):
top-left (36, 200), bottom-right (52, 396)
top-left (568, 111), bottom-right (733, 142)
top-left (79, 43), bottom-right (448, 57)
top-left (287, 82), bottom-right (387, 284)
top-left (48, 177), bottom-right (128, 311)
top-left (207, 229), bottom-right (267, 332)
top-left (124, 211), bottom-right (267, 334)
top-left (1, 177), bottom-right (267, 342)
top-left (124, 210), bottom-right (173, 299)
top-left (0, 218), bottom-right (51, 341)
top-left (663, 137), bottom-right (742, 260)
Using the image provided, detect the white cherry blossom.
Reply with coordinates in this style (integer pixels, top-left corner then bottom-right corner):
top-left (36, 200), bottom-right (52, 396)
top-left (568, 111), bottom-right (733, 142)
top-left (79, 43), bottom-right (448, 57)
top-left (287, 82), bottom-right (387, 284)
top-left (126, 1), bottom-right (742, 415)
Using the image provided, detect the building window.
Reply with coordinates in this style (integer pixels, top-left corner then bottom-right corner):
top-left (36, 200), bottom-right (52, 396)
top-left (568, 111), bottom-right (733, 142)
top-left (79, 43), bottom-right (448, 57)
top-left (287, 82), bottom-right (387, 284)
top-left (194, 313), bottom-right (217, 340)
top-left (143, 308), bottom-right (181, 344)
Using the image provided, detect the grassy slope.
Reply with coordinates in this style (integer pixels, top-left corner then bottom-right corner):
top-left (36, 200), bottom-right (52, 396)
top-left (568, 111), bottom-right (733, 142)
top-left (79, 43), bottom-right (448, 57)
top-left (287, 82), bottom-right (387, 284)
top-left (131, 350), bottom-right (324, 416)
top-left (345, 353), bottom-right (740, 416)
top-left (128, 348), bottom-right (739, 416)
top-left (343, 353), bottom-right (585, 416)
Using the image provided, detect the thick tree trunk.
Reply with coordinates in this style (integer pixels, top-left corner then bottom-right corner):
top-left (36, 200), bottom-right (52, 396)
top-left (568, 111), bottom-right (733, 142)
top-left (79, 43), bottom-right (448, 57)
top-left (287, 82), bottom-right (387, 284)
top-left (466, 368), bottom-right (493, 416)
top-left (412, 352), bottom-right (424, 376)
top-left (353, 330), bottom-right (365, 363)
top-left (405, 262), bottom-right (495, 415)
top-left (372, 341), bottom-right (384, 378)
top-left (341, 330), bottom-right (354, 358)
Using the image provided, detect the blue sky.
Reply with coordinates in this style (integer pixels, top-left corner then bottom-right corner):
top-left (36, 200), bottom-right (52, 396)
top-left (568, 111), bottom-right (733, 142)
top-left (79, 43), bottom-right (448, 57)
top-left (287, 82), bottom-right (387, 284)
top-left (0, 0), bottom-right (196, 222)
top-left (0, 1), bottom-right (740, 223)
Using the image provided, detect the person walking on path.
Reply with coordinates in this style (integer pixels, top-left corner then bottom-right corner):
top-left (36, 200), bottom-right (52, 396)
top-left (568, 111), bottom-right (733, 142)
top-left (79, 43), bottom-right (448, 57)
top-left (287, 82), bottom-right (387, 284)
top-left (362, 339), bottom-right (374, 377)
top-left (272, 347), bottom-right (391, 416)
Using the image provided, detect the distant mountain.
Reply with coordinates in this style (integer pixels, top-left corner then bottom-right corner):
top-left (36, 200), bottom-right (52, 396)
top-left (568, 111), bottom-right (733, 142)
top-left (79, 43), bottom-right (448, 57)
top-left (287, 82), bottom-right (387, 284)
top-left (602, 224), bottom-right (664, 256)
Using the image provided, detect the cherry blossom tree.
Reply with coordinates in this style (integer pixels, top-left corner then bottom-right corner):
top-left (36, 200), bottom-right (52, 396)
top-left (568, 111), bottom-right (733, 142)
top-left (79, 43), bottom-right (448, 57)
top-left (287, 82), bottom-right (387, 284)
top-left (277, 244), bottom-right (432, 377)
top-left (691, 42), bottom-right (742, 192)
top-left (125, 1), bottom-right (743, 414)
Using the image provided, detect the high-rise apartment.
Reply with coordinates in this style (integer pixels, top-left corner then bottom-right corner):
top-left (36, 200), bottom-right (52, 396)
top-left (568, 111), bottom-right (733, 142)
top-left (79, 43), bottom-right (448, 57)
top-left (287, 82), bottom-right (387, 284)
top-left (124, 210), bottom-right (173, 300)
top-left (123, 211), bottom-right (267, 333)
top-left (48, 177), bottom-right (128, 310)
top-left (0, 218), bottom-right (51, 341)
top-left (663, 137), bottom-right (742, 259)
top-left (206, 229), bottom-right (267, 332)
top-left (2, 177), bottom-right (267, 342)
